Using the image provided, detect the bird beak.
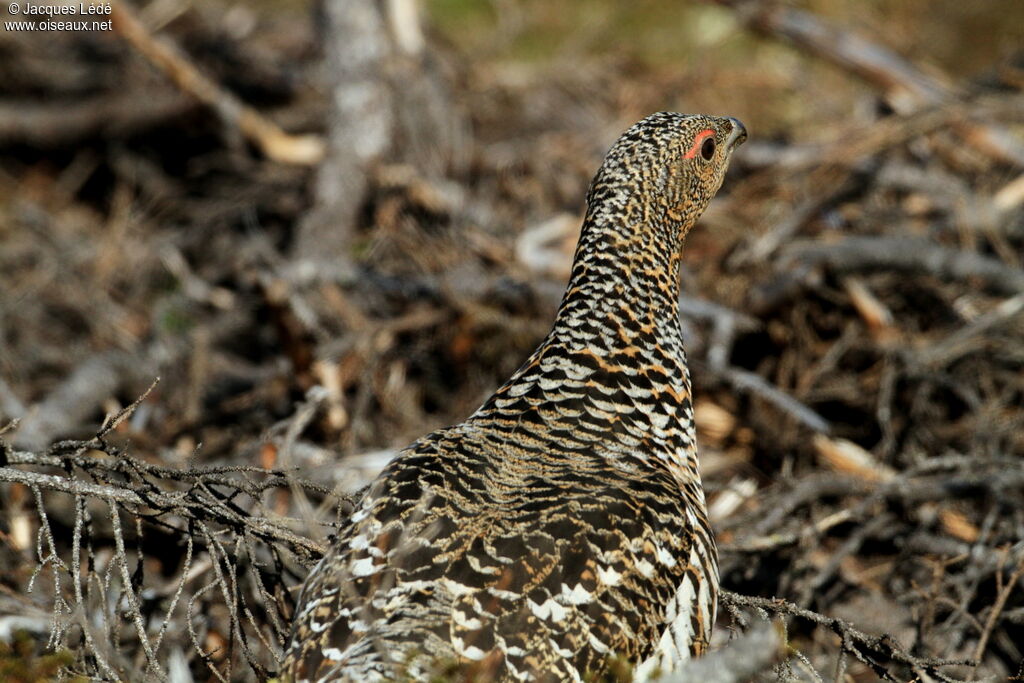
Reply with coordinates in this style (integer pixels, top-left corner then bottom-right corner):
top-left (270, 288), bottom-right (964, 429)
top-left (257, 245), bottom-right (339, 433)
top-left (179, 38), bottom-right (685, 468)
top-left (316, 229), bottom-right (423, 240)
top-left (725, 117), bottom-right (748, 150)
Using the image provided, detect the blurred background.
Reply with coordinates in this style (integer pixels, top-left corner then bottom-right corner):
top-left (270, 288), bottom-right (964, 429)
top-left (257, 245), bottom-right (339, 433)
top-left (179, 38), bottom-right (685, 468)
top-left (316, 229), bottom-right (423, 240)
top-left (1, 0), bottom-right (1023, 680)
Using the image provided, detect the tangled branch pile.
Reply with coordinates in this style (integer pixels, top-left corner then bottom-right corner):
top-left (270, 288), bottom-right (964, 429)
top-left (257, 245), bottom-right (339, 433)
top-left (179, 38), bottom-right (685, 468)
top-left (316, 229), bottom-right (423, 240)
top-left (0, 389), bottom-right (341, 680)
top-left (1, 1), bottom-right (1023, 681)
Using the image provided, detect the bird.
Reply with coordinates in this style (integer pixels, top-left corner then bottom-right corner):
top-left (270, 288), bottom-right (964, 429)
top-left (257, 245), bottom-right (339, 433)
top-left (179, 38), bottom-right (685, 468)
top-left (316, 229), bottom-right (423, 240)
top-left (282, 112), bottom-right (747, 682)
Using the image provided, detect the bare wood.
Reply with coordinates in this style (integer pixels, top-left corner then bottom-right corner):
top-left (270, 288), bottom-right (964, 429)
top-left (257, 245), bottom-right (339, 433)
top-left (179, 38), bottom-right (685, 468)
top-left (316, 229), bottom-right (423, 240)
top-left (714, 365), bottom-right (830, 433)
top-left (721, 591), bottom-right (976, 681)
top-left (781, 236), bottom-right (1024, 295)
top-left (0, 455), bottom-right (327, 558)
top-left (11, 350), bottom-right (143, 451)
top-left (713, 0), bottom-right (1024, 166)
top-left (720, 0), bottom-right (949, 107)
top-left (730, 94), bottom-right (1024, 264)
top-left (294, 0), bottom-right (467, 263)
top-left (917, 292), bottom-right (1024, 367)
top-left (292, 0), bottom-right (395, 261)
top-left (11, 308), bottom-right (252, 450)
top-left (971, 550), bottom-right (1024, 676)
top-left (110, 2), bottom-right (324, 165)
top-left (0, 91), bottom-right (196, 146)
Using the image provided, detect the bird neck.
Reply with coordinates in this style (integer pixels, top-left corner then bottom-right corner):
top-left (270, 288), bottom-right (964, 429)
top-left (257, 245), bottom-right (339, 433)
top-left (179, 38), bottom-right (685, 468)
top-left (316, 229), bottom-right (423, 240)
top-left (467, 180), bottom-right (699, 475)
top-left (550, 180), bottom-right (687, 355)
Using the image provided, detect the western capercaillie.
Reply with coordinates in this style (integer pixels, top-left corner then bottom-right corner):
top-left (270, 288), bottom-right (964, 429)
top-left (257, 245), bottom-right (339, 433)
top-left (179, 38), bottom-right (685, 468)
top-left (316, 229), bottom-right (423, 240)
top-left (284, 112), bottom-right (747, 682)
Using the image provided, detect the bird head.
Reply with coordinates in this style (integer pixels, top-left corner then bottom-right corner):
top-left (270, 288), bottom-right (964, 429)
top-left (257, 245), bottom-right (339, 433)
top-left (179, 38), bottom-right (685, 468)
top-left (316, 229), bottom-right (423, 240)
top-left (587, 112), bottom-right (747, 237)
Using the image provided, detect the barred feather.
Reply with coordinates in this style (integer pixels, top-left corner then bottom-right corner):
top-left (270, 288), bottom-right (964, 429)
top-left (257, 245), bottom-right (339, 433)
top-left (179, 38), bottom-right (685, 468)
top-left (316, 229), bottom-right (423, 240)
top-left (283, 112), bottom-right (747, 682)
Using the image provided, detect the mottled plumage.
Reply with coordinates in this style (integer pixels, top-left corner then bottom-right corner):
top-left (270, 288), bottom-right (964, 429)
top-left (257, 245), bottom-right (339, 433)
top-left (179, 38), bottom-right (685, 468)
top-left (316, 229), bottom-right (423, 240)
top-left (283, 112), bottom-right (747, 682)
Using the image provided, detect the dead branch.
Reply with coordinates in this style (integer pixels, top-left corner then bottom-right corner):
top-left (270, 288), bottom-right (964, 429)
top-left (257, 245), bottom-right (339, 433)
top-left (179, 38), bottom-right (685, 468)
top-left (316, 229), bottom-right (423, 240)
top-left (915, 292), bottom-right (1024, 367)
top-left (0, 450), bottom-right (328, 559)
top-left (292, 0), bottom-right (395, 262)
top-left (713, 0), bottom-right (1024, 166)
top-left (780, 236), bottom-right (1024, 295)
top-left (712, 364), bottom-right (831, 434)
top-left (110, 2), bottom-right (324, 165)
top-left (732, 93), bottom-right (1024, 265)
top-left (12, 351), bottom-right (147, 451)
top-left (3, 4), bottom-right (1024, 681)
top-left (720, 591), bottom-right (976, 682)
top-left (0, 399), bottom-right (345, 681)
top-left (679, 294), bottom-right (761, 371)
top-left (11, 307), bottom-right (253, 450)
top-left (0, 90), bottom-right (197, 147)
top-left (971, 549), bottom-right (1024, 678)
top-left (294, 0), bottom-right (467, 263)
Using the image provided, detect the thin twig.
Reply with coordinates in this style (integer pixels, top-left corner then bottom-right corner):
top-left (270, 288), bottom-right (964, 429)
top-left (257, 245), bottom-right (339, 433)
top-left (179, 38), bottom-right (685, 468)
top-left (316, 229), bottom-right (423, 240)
top-left (110, 2), bottom-right (324, 165)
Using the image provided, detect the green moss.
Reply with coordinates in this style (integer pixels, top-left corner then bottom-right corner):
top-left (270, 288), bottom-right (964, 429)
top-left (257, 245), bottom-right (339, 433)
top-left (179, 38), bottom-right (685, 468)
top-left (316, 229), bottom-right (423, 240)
top-left (424, 0), bottom-right (497, 48)
top-left (0, 631), bottom-right (87, 683)
top-left (424, 0), bottom-right (734, 66)
top-left (159, 304), bottom-right (195, 335)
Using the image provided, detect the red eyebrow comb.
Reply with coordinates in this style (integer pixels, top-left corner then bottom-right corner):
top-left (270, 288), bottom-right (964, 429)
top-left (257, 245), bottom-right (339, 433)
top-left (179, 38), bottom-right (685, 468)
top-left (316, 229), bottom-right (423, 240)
top-left (683, 129), bottom-right (715, 159)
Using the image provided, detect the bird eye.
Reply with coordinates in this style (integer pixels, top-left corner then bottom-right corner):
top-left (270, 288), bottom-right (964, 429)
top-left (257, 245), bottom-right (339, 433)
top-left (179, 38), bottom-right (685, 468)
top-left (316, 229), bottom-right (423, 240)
top-left (700, 137), bottom-right (716, 161)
